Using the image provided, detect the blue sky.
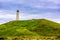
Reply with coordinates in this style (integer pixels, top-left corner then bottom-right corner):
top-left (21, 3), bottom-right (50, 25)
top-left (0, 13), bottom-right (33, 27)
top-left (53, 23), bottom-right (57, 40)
top-left (0, 0), bottom-right (60, 24)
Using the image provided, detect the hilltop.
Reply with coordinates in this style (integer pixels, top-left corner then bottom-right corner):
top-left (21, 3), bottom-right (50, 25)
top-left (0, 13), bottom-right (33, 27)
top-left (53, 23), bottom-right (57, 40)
top-left (0, 19), bottom-right (60, 37)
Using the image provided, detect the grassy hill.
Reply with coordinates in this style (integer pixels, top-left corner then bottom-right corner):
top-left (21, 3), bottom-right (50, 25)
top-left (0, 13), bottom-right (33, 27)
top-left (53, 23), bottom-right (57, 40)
top-left (0, 19), bottom-right (60, 37)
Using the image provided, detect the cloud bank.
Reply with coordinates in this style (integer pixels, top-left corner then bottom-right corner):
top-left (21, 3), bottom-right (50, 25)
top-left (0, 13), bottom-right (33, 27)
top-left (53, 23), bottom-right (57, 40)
top-left (0, 0), bottom-right (60, 24)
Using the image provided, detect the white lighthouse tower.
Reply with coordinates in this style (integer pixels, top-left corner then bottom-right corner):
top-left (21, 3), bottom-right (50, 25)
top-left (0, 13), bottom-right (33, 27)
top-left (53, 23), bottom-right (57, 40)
top-left (16, 10), bottom-right (19, 20)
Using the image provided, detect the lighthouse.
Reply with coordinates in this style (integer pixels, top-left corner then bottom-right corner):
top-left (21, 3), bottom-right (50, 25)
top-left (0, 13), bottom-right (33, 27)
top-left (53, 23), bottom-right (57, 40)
top-left (16, 10), bottom-right (19, 20)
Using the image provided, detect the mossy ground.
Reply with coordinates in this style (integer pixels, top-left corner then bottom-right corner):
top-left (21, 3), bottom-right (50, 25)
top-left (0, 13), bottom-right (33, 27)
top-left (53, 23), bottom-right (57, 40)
top-left (0, 19), bottom-right (60, 38)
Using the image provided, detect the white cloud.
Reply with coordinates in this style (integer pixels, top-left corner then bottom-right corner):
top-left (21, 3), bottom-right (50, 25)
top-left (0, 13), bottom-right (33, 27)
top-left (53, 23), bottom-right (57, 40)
top-left (0, 0), bottom-right (60, 24)
top-left (0, 10), bottom-right (15, 24)
top-left (0, 14), bottom-right (15, 19)
top-left (0, 10), bottom-right (60, 24)
top-left (0, 0), bottom-right (59, 9)
top-left (20, 12), bottom-right (60, 23)
top-left (47, 0), bottom-right (60, 4)
top-left (39, 0), bottom-right (60, 4)
top-left (0, 0), bottom-right (59, 4)
top-left (32, 5), bottom-right (59, 9)
top-left (0, 0), bottom-right (26, 4)
top-left (0, 10), bottom-right (15, 20)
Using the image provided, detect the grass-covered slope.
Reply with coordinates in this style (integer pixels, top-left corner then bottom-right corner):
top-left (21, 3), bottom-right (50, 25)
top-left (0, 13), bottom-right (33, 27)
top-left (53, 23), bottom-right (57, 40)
top-left (0, 19), bottom-right (60, 37)
top-left (30, 19), bottom-right (60, 36)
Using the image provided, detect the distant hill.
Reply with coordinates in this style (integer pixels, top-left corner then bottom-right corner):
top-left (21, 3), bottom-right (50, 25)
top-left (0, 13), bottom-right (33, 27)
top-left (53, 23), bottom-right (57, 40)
top-left (0, 19), bottom-right (60, 37)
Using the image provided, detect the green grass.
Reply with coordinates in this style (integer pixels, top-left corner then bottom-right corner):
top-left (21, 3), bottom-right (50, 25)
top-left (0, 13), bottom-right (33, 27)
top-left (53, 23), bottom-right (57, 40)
top-left (0, 19), bottom-right (60, 37)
